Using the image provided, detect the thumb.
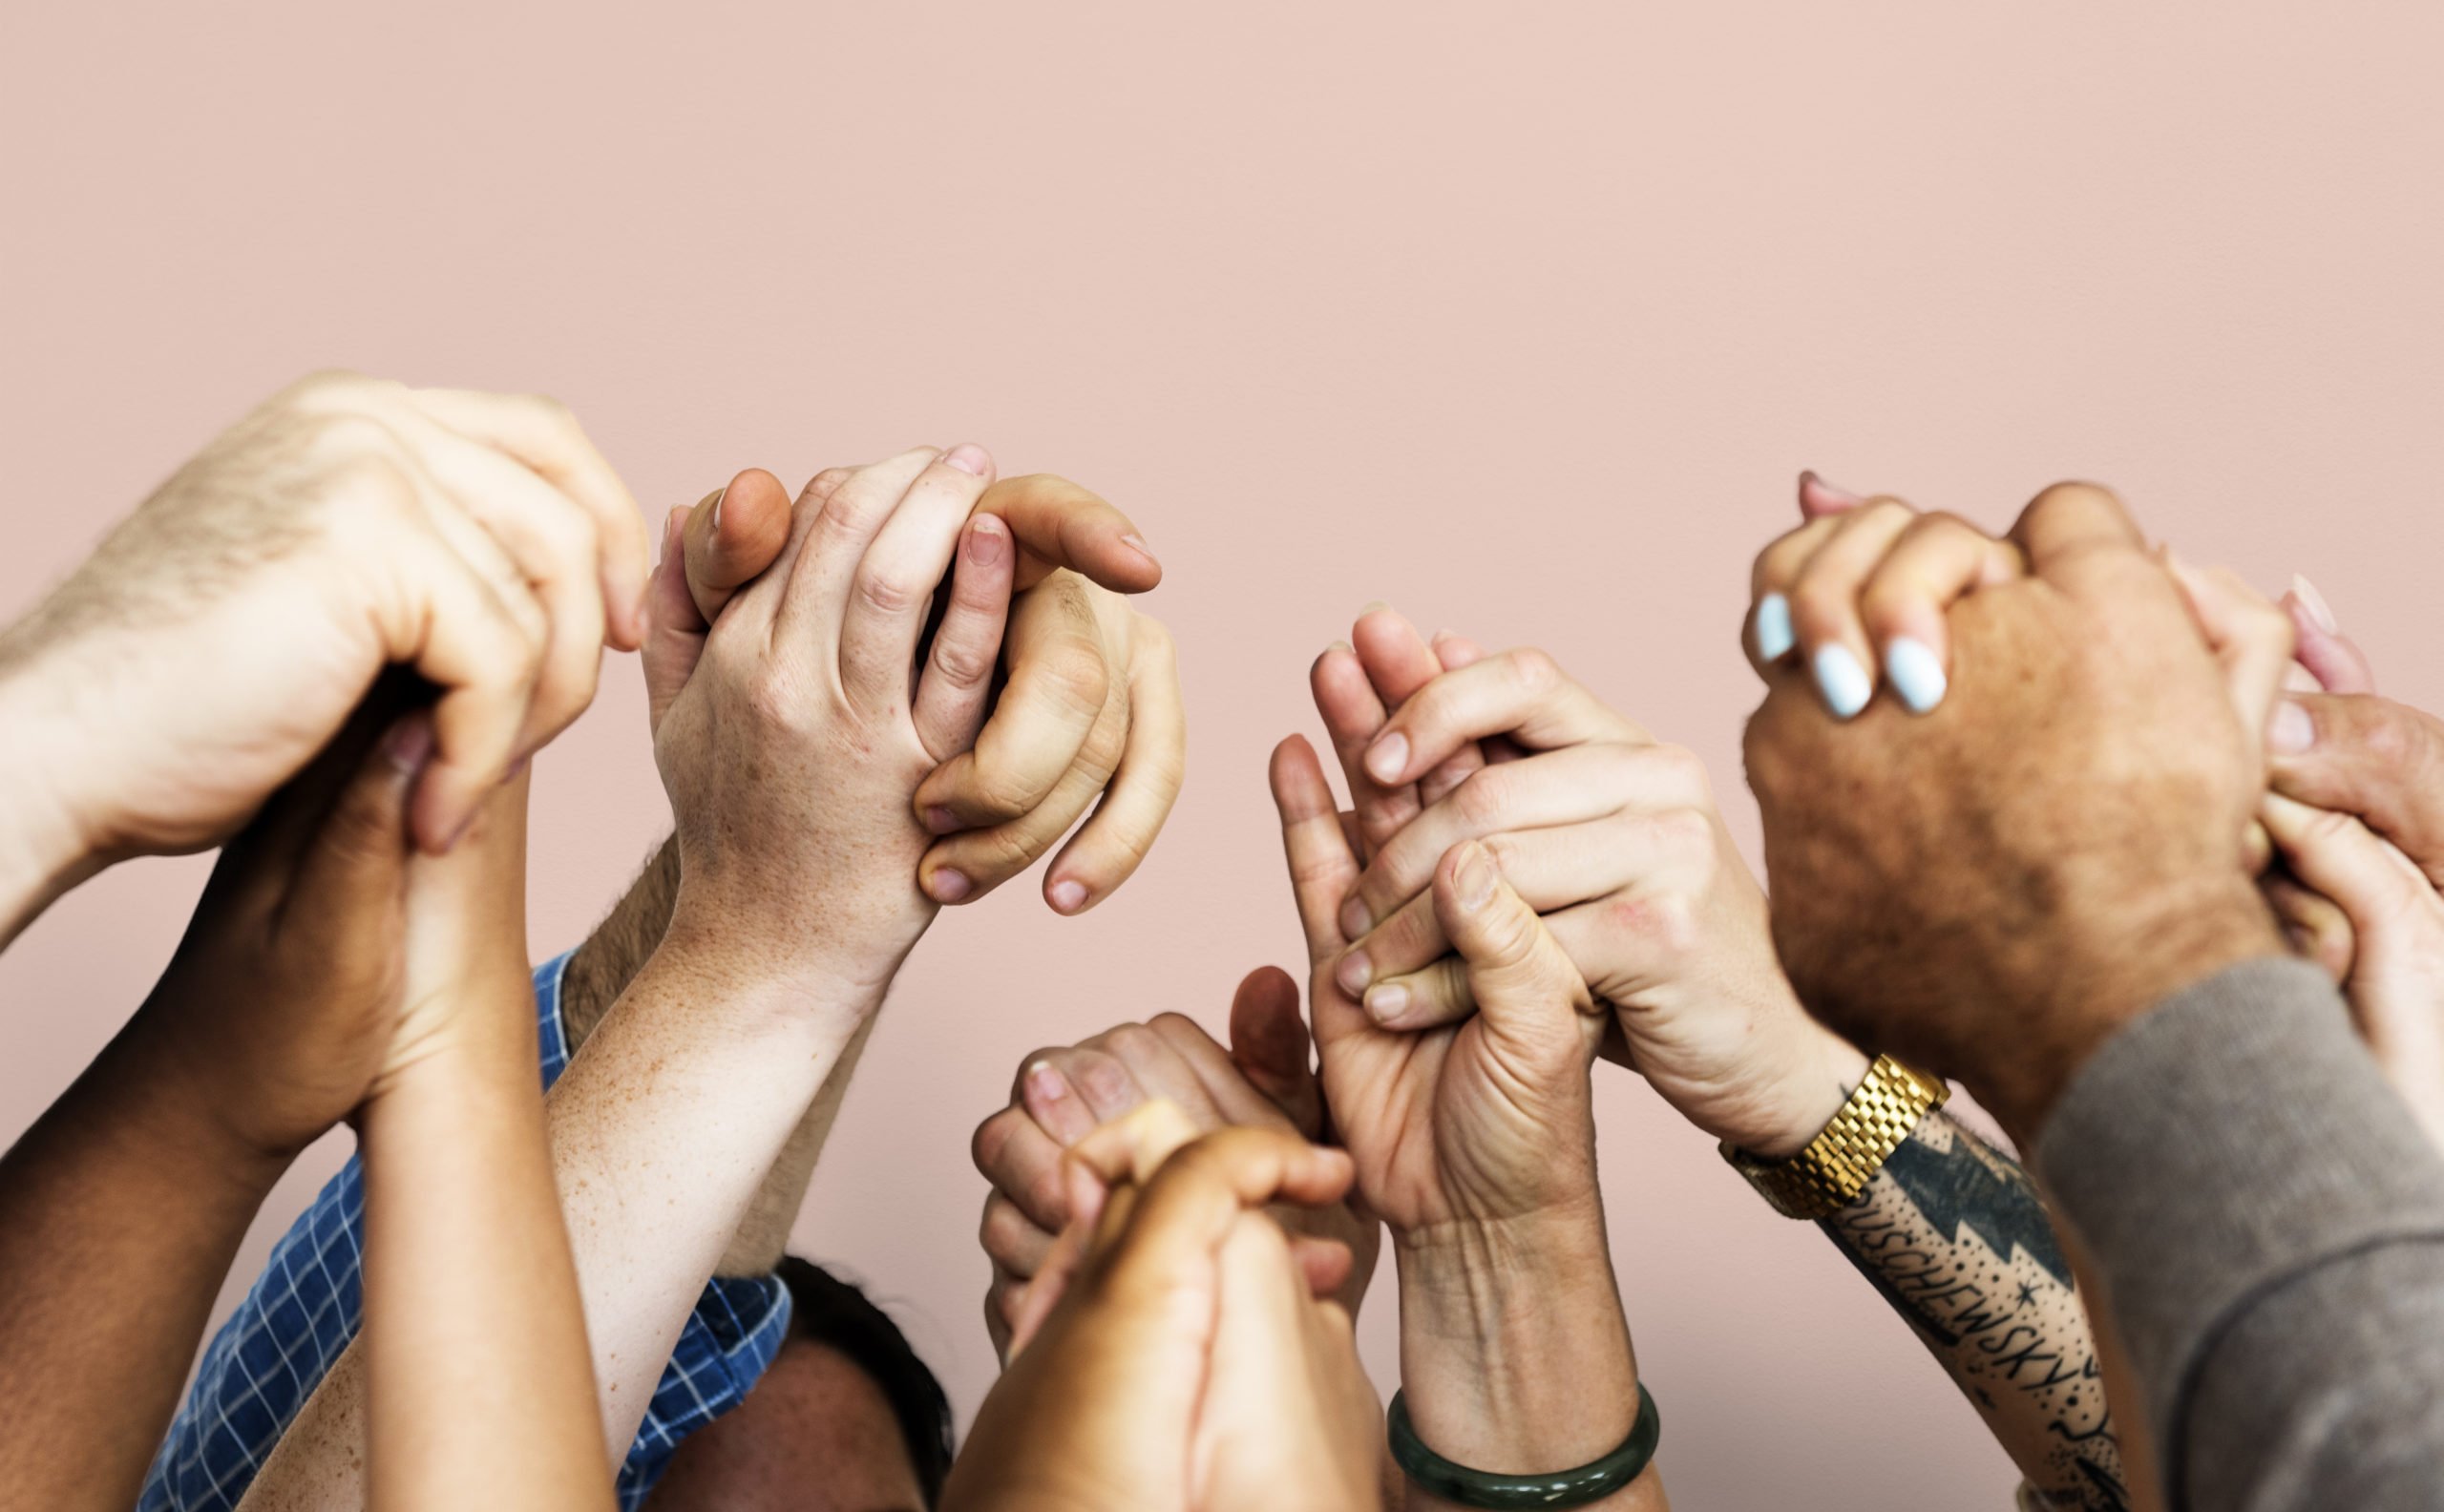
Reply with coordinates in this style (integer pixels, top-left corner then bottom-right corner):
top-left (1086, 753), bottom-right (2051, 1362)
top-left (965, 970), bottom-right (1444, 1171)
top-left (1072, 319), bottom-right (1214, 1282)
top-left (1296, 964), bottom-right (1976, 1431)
top-left (643, 506), bottom-right (706, 733)
top-left (277, 709), bottom-right (426, 945)
top-left (1430, 841), bottom-right (1599, 1045)
top-left (1228, 966), bottom-right (1323, 1139)
top-left (682, 468), bottom-right (793, 623)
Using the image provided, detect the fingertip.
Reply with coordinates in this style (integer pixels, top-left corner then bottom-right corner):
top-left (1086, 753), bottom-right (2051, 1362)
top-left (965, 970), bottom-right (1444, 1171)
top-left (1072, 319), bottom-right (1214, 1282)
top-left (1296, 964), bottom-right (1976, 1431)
top-left (927, 867), bottom-right (974, 904)
top-left (1363, 730), bottom-right (1409, 785)
top-left (1048, 876), bottom-right (1089, 914)
top-left (1443, 838), bottom-right (1497, 913)
top-left (945, 442), bottom-right (995, 478)
top-left (1798, 470), bottom-right (1866, 519)
top-left (1883, 637), bottom-right (1949, 714)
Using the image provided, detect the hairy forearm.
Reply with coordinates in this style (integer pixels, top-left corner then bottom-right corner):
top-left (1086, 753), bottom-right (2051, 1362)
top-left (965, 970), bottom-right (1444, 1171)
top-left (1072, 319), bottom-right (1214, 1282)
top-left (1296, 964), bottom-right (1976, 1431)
top-left (1818, 1110), bottom-right (2132, 1512)
top-left (1393, 1205), bottom-right (1666, 1511)
top-left (558, 835), bottom-right (679, 1047)
top-left (358, 1002), bottom-right (606, 1511)
top-left (0, 1013), bottom-right (285, 1511)
top-left (562, 832), bottom-right (857, 1280)
top-left (241, 950), bottom-right (871, 1512)
top-left (547, 939), bottom-right (869, 1450)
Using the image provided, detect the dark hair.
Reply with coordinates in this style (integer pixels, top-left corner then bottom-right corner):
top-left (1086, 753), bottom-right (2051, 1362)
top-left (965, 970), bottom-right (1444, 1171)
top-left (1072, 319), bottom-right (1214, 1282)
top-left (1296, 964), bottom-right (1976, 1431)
top-left (774, 1256), bottom-right (955, 1506)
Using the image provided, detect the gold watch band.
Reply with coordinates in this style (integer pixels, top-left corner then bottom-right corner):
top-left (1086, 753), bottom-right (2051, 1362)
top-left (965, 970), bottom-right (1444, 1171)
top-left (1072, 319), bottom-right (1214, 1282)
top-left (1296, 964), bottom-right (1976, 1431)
top-left (1720, 1055), bottom-right (1949, 1219)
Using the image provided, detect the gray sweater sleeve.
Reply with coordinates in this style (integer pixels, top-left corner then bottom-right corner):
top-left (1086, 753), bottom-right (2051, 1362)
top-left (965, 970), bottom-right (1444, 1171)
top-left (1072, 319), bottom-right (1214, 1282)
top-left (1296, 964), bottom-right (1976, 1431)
top-left (2034, 956), bottom-right (2444, 1511)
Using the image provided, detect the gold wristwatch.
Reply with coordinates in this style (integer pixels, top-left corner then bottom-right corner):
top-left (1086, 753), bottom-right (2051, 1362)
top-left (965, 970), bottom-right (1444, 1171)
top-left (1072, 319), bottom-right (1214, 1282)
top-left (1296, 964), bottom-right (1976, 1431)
top-left (1720, 1054), bottom-right (1949, 1219)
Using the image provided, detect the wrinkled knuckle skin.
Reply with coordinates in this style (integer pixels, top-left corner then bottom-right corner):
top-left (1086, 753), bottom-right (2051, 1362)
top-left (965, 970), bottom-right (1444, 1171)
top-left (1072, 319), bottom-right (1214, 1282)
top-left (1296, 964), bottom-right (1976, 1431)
top-left (933, 633), bottom-right (998, 689)
top-left (1453, 766), bottom-right (1510, 827)
top-left (1040, 640), bottom-right (1114, 720)
top-left (855, 568), bottom-right (927, 618)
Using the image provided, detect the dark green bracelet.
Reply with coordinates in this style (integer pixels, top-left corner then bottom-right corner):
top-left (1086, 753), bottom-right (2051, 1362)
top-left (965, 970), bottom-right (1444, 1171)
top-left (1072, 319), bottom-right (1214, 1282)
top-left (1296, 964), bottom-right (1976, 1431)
top-left (1386, 1382), bottom-right (1660, 1509)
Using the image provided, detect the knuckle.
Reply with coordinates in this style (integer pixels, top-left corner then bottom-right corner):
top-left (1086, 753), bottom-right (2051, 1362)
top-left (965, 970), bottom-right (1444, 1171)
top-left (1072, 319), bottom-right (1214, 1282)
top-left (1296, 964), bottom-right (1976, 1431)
top-left (854, 566), bottom-right (927, 618)
top-left (1101, 1022), bottom-right (1162, 1063)
top-left (1642, 742), bottom-right (1715, 803)
top-left (1453, 766), bottom-right (1511, 826)
top-left (932, 630), bottom-right (999, 689)
top-left (1503, 646), bottom-right (1562, 696)
top-left (2031, 479), bottom-right (2124, 511)
top-left (972, 1109), bottom-right (1017, 1175)
top-left (1039, 639), bottom-right (1115, 718)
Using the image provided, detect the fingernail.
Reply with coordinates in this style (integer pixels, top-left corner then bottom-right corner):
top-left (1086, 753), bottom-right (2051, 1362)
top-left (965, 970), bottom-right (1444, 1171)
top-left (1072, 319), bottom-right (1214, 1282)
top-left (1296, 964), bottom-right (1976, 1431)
top-left (1049, 878), bottom-right (1087, 914)
top-left (944, 443), bottom-right (992, 476)
top-left (1327, 640), bottom-right (1354, 654)
top-left (709, 485), bottom-right (727, 535)
top-left (383, 715), bottom-right (435, 774)
top-left (1024, 1060), bottom-right (1073, 1111)
top-left (1365, 731), bottom-right (1408, 784)
top-left (2289, 573), bottom-right (2340, 635)
top-left (931, 869), bottom-right (972, 902)
top-left (1338, 894), bottom-right (1371, 940)
top-left (1363, 982), bottom-right (1411, 1024)
top-left (1813, 644), bottom-right (1872, 719)
top-left (966, 514), bottom-right (1008, 564)
top-left (923, 806), bottom-right (960, 834)
top-left (1359, 600), bottom-right (1394, 619)
top-left (1883, 638), bottom-right (1947, 714)
top-left (1755, 594), bottom-right (1795, 662)
top-left (1799, 470), bottom-right (1865, 509)
top-left (1335, 949), bottom-right (1372, 998)
top-left (1452, 843), bottom-right (1496, 912)
top-left (2269, 699), bottom-right (2314, 755)
top-left (1118, 532), bottom-right (1158, 566)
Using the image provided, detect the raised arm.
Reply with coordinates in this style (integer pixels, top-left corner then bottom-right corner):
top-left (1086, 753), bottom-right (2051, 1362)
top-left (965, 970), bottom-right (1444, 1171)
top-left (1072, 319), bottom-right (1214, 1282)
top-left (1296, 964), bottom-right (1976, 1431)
top-left (1273, 732), bottom-right (1664, 1511)
top-left (0, 704), bottom-right (423, 1512)
top-left (1321, 606), bottom-right (2128, 1509)
top-left (242, 445), bottom-right (1021, 1509)
top-left (355, 770), bottom-right (605, 1509)
top-left (1746, 480), bottom-right (2444, 1507)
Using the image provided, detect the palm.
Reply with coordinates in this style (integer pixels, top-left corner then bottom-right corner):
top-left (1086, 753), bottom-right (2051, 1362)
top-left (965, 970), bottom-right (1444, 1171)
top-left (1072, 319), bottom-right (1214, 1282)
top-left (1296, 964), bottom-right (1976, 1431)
top-left (1311, 971), bottom-right (1593, 1233)
top-left (1277, 734), bottom-right (1600, 1233)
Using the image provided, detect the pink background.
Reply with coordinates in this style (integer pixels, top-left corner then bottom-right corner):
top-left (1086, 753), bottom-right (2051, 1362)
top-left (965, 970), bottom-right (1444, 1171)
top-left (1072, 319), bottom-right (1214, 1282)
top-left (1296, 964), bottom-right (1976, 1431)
top-left (7, 3), bottom-right (2444, 1504)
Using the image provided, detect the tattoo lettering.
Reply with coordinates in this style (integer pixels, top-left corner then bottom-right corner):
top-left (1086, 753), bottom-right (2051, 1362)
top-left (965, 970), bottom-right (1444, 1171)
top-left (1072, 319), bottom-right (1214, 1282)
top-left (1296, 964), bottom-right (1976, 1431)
top-left (1821, 1113), bottom-right (2128, 1512)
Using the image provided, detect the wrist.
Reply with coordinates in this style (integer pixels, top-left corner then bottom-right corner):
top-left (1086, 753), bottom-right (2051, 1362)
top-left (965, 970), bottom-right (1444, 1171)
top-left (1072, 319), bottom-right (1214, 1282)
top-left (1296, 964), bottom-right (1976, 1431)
top-left (655, 895), bottom-right (904, 1033)
top-left (0, 651), bottom-right (105, 944)
top-left (1712, 1018), bottom-right (1876, 1160)
top-left (98, 1009), bottom-right (296, 1204)
top-left (1393, 1202), bottom-right (1638, 1478)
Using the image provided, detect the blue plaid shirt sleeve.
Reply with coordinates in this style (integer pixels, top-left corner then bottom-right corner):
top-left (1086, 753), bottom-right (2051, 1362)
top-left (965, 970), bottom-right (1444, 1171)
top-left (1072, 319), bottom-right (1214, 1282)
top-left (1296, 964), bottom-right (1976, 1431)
top-left (140, 950), bottom-right (794, 1512)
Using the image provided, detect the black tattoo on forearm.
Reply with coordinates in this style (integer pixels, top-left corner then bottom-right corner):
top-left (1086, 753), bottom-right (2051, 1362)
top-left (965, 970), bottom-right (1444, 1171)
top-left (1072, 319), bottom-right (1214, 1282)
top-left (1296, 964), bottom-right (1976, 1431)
top-left (1820, 1112), bottom-right (2128, 1512)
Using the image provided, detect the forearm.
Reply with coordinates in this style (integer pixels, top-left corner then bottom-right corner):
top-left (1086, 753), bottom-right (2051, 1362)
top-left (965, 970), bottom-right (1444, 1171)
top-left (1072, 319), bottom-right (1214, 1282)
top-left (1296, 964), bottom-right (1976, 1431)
top-left (0, 1013), bottom-right (285, 1511)
top-left (2037, 958), bottom-right (2444, 1507)
top-left (546, 936), bottom-right (872, 1451)
top-left (558, 834), bottom-right (679, 1047)
top-left (1393, 1204), bottom-right (1665, 1511)
top-left (358, 1002), bottom-right (606, 1511)
top-left (1817, 1109), bottom-right (2131, 1511)
top-left (717, 1012), bottom-right (879, 1275)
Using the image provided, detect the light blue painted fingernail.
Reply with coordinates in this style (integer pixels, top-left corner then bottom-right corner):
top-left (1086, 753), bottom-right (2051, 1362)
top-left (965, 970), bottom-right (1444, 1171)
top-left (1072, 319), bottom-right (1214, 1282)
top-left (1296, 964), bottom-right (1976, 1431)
top-left (1813, 643), bottom-right (1872, 719)
top-left (1755, 594), bottom-right (1794, 661)
top-left (1884, 638), bottom-right (1948, 714)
